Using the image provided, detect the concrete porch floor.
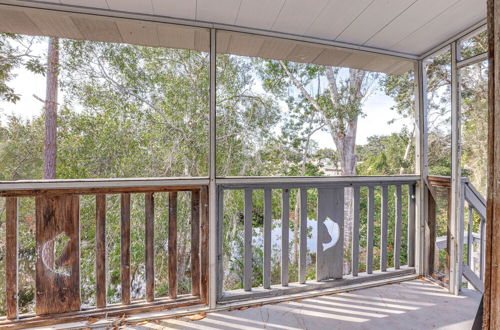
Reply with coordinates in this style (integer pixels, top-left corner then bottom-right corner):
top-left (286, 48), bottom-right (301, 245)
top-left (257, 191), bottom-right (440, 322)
top-left (127, 279), bottom-right (481, 330)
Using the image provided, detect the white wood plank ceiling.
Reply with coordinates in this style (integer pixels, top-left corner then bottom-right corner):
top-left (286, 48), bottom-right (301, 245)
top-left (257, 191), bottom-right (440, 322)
top-left (12, 0), bottom-right (485, 56)
top-left (0, 0), bottom-right (486, 74)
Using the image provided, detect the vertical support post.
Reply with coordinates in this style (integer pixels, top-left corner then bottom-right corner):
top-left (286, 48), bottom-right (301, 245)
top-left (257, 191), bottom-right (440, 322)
top-left (263, 188), bottom-right (272, 288)
top-left (352, 187), bottom-right (360, 276)
top-left (484, 1), bottom-right (500, 325)
top-left (120, 193), bottom-right (131, 305)
top-left (467, 204), bottom-right (473, 266)
top-left (95, 194), bottom-right (106, 308)
top-left (394, 185), bottom-right (403, 269)
top-left (191, 190), bottom-right (200, 297)
top-left (6, 197), bottom-right (18, 319)
top-left (450, 41), bottom-right (464, 295)
top-left (243, 189), bottom-right (253, 291)
top-left (299, 188), bottom-right (308, 284)
top-left (366, 186), bottom-right (375, 274)
top-left (145, 193), bottom-right (155, 302)
top-left (480, 216), bottom-right (485, 280)
top-left (208, 27), bottom-right (217, 308)
top-left (414, 60), bottom-right (428, 276)
top-left (200, 187), bottom-right (210, 303)
top-left (408, 184), bottom-right (416, 267)
top-left (281, 189), bottom-right (289, 286)
top-left (216, 187), bottom-right (224, 300)
top-left (168, 191), bottom-right (178, 299)
top-left (380, 185), bottom-right (388, 272)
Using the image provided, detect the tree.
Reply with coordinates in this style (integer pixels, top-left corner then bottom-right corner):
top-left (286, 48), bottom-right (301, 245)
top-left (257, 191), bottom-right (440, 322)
top-left (257, 60), bottom-right (378, 273)
top-left (43, 37), bottom-right (59, 180)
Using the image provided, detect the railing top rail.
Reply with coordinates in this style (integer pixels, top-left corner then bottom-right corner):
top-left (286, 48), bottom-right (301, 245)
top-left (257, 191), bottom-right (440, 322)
top-left (0, 177), bottom-right (209, 196)
top-left (217, 175), bottom-right (420, 189)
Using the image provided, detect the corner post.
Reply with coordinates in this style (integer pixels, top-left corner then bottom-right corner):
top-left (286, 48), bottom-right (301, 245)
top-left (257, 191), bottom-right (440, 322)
top-left (414, 59), bottom-right (428, 276)
top-left (208, 27), bottom-right (217, 309)
top-left (450, 41), bottom-right (464, 295)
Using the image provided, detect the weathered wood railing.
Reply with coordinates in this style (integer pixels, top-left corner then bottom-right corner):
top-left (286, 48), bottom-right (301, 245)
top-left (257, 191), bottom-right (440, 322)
top-left (426, 176), bottom-right (486, 292)
top-left (0, 178), bottom-right (209, 328)
top-left (216, 176), bottom-right (419, 302)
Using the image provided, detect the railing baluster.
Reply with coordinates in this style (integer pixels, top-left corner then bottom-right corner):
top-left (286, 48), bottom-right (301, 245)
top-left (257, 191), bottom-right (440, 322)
top-left (145, 192), bottom-right (155, 302)
top-left (121, 193), bottom-right (131, 304)
top-left (367, 186), bottom-right (374, 274)
top-left (216, 188), bottom-right (224, 299)
top-left (299, 188), bottom-right (308, 284)
top-left (467, 204), bottom-right (473, 266)
top-left (169, 191), bottom-right (178, 298)
top-left (200, 187), bottom-right (209, 303)
top-left (317, 188), bottom-right (344, 280)
top-left (352, 187), bottom-right (360, 277)
top-left (480, 216), bottom-right (485, 280)
top-left (408, 184), bottom-right (416, 267)
top-left (6, 197), bottom-right (18, 319)
top-left (394, 185), bottom-right (402, 269)
top-left (263, 188), bottom-right (272, 289)
top-left (244, 189), bottom-right (253, 291)
top-left (281, 189), bottom-right (290, 287)
top-left (96, 194), bottom-right (106, 308)
top-left (191, 190), bottom-right (200, 297)
top-left (380, 185), bottom-right (388, 272)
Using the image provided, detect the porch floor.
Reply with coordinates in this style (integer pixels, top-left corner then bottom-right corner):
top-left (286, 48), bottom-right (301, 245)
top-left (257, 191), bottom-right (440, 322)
top-left (129, 279), bottom-right (481, 330)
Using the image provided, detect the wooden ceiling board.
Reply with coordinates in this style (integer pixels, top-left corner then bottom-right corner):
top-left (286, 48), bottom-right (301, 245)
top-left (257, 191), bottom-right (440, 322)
top-left (235, 0), bottom-right (285, 30)
top-left (0, 7), bottom-right (42, 35)
top-left (257, 37), bottom-right (297, 59)
top-left (107, 0), bottom-right (154, 15)
top-left (311, 47), bottom-right (352, 67)
top-left (285, 43), bottom-right (324, 63)
top-left (393, 0), bottom-right (486, 54)
top-left (364, 0), bottom-right (460, 50)
top-left (157, 23), bottom-right (197, 50)
top-left (194, 30), bottom-right (210, 52)
top-left (60, 0), bottom-right (109, 8)
top-left (387, 61), bottom-right (414, 75)
top-left (215, 31), bottom-right (231, 53)
top-left (117, 20), bottom-right (159, 47)
top-left (305, 0), bottom-right (373, 40)
top-left (227, 33), bottom-right (265, 57)
top-left (29, 10), bottom-right (84, 39)
top-left (196, 0), bottom-right (242, 25)
top-left (151, 0), bottom-right (196, 20)
top-left (336, 0), bottom-right (417, 45)
top-left (272, 0), bottom-right (330, 35)
top-left (70, 15), bottom-right (123, 43)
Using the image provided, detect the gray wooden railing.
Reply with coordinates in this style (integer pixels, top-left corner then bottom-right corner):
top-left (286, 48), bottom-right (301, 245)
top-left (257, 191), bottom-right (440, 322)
top-left (426, 176), bottom-right (486, 293)
top-left (216, 175), bottom-right (419, 303)
top-left (462, 179), bottom-right (486, 292)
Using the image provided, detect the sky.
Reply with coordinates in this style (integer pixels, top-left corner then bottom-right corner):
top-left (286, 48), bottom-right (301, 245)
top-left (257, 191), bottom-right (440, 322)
top-left (0, 39), bottom-right (413, 149)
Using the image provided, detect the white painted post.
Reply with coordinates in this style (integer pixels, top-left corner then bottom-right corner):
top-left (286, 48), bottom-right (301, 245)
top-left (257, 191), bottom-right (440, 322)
top-left (450, 41), bottom-right (464, 295)
top-left (414, 60), bottom-right (428, 276)
top-left (208, 28), bottom-right (218, 309)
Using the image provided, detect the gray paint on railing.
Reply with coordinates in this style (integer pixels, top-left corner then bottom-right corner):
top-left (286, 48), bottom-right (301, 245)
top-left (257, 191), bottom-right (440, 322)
top-left (299, 188), bottom-right (308, 284)
top-left (408, 184), bottom-right (416, 267)
top-left (317, 188), bottom-right (344, 281)
top-left (244, 189), bottom-right (253, 291)
top-left (281, 189), bottom-right (290, 287)
top-left (394, 185), bottom-right (403, 270)
top-left (380, 185), bottom-right (389, 272)
top-left (352, 187), bottom-right (360, 277)
top-left (367, 186), bottom-right (375, 274)
top-left (263, 188), bottom-right (272, 289)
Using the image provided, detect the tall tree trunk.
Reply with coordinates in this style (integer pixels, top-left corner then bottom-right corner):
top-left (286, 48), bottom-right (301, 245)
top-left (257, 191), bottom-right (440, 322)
top-left (44, 37), bottom-right (59, 180)
top-left (332, 119), bottom-right (358, 274)
top-left (43, 37), bottom-right (59, 267)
